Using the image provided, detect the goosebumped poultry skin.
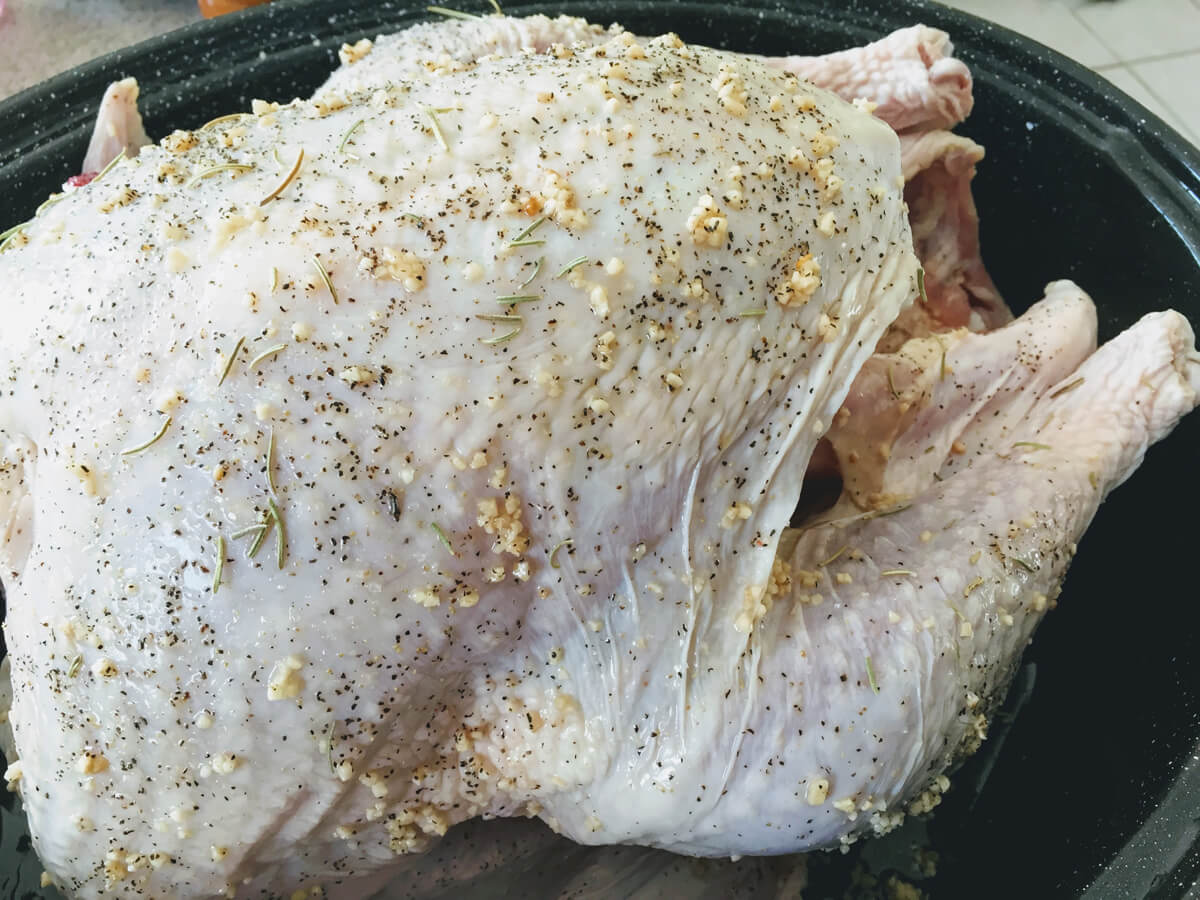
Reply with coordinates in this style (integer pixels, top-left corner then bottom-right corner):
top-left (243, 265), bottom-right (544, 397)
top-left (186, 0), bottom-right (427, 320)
top-left (0, 29), bottom-right (917, 897)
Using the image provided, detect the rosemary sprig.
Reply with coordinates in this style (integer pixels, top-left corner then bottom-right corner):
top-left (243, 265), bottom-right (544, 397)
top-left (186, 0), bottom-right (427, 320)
top-left (312, 255), bottom-right (338, 304)
top-left (738, 308), bottom-right (766, 318)
top-left (1012, 441), bottom-right (1051, 451)
top-left (426, 5), bottom-right (480, 19)
top-left (218, 336), bottom-right (245, 385)
top-left (866, 656), bottom-right (879, 693)
top-left (476, 314), bottom-right (523, 323)
top-left (186, 163), bottom-right (255, 188)
top-left (555, 256), bottom-right (588, 277)
top-left (339, 119), bottom-right (365, 158)
top-left (67, 655), bottom-right (83, 679)
top-left (518, 257), bottom-right (544, 288)
top-left (1049, 377), bottom-right (1084, 399)
top-left (268, 497), bottom-right (286, 569)
top-left (495, 295), bottom-right (539, 305)
top-left (549, 538), bottom-right (573, 569)
top-left (423, 106), bottom-right (450, 151)
top-left (213, 534), bottom-right (225, 594)
top-left (431, 522), bottom-right (456, 557)
top-left (265, 428), bottom-right (277, 495)
top-left (880, 569), bottom-right (915, 577)
top-left (478, 327), bottom-right (521, 345)
top-left (93, 149), bottom-right (126, 185)
top-left (509, 216), bottom-right (546, 244)
top-left (121, 415), bottom-right (172, 456)
top-left (247, 343), bottom-right (287, 369)
top-left (259, 148), bottom-right (304, 206)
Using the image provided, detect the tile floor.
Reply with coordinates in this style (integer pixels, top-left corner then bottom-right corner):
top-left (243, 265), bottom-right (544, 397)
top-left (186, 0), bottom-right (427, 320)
top-left (0, 0), bottom-right (1197, 147)
top-left (941, 0), bottom-right (1200, 145)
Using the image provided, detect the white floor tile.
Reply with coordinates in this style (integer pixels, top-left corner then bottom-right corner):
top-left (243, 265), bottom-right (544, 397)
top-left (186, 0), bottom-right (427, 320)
top-left (943, 0), bottom-right (1119, 67)
top-left (1074, 0), bottom-right (1200, 62)
top-left (1098, 64), bottom-right (1198, 142)
top-left (1129, 52), bottom-right (1200, 144)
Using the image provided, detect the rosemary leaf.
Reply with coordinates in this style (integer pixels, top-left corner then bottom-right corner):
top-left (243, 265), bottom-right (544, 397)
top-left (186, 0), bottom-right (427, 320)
top-left (247, 343), bottom-right (287, 370)
top-left (423, 106), bottom-right (450, 152)
top-left (555, 255), bottom-right (588, 277)
top-left (549, 538), bottom-right (574, 569)
top-left (121, 416), bottom-right (172, 456)
top-left (478, 327), bottom-right (521, 345)
top-left (818, 545), bottom-right (847, 568)
top-left (518, 257), bottom-right (544, 288)
top-left (213, 534), bottom-right (225, 594)
top-left (431, 522), bottom-right (457, 557)
top-left (218, 336), bottom-right (245, 385)
top-left (866, 656), bottom-right (879, 693)
top-left (426, 5), bottom-right (480, 19)
top-left (738, 308), bottom-right (766, 318)
top-left (495, 294), bottom-right (539, 305)
top-left (201, 112), bottom-right (249, 131)
top-left (93, 149), bottom-right (126, 185)
top-left (312, 255), bottom-right (338, 304)
top-left (266, 428), bottom-right (277, 495)
top-left (0, 223), bottom-right (28, 253)
top-left (1009, 555), bottom-right (1037, 573)
top-left (247, 517), bottom-right (273, 559)
top-left (268, 497), bottom-right (287, 569)
top-left (186, 163), bottom-right (255, 188)
top-left (509, 216), bottom-right (546, 244)
top-left (1012, 441), bottom-right (1051, 451)
top-left (339, 119), bottom-right (365, 158)
top-left (259, 148), bottom-right (304, 206)
top-left (1048, 377), bottom-right (1084, 399)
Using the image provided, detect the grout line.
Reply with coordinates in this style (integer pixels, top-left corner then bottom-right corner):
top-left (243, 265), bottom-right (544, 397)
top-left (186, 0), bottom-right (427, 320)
top-left (1068, 3), bottom-right (1125, 66)
top-left (1114, 47), bottom-right (1200, 68)
top-left (1123, 65), bottom-right (1200, 146)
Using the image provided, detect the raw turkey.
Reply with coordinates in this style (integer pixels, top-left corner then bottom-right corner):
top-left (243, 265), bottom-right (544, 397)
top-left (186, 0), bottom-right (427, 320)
top-left (0, 16), bottom-right (1195, 900)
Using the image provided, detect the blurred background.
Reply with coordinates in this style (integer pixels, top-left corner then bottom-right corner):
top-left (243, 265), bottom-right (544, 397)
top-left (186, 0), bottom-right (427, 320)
top-left (0, 0), bottom-right (1197, 146)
